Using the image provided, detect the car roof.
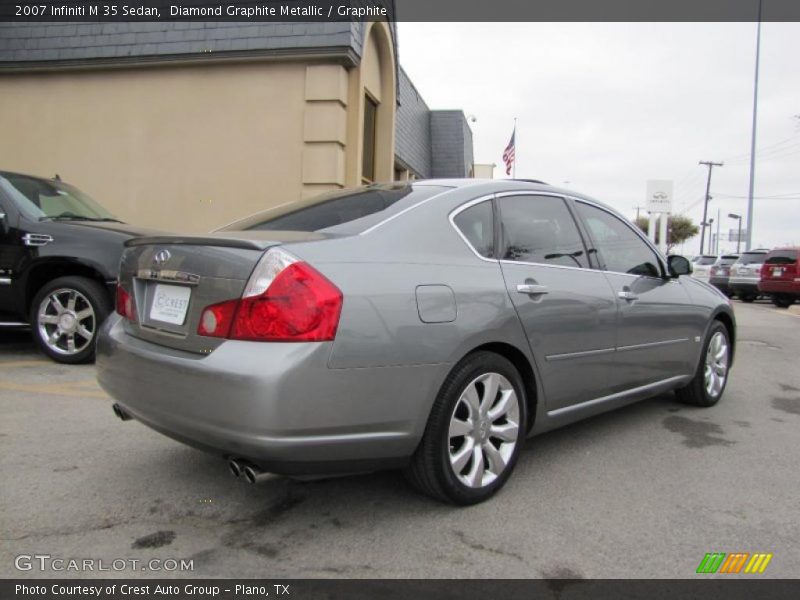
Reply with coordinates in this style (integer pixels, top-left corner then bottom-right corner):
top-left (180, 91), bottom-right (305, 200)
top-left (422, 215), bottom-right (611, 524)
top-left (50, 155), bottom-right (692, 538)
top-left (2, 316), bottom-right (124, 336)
top-left (411, 178), bottom-right (621, 214)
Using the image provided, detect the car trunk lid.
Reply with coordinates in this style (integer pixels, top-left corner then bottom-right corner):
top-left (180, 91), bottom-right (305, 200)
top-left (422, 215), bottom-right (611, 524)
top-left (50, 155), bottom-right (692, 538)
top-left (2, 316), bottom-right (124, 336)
top-left (117, 231), bottom-right (336, 353)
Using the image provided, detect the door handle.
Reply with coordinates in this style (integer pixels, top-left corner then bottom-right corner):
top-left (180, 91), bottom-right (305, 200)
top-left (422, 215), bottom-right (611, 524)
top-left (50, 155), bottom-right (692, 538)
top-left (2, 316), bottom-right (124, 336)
top-left (618, 289), bottom-right (638, 302)
top-left (517, 283), bottom-right (549, 295)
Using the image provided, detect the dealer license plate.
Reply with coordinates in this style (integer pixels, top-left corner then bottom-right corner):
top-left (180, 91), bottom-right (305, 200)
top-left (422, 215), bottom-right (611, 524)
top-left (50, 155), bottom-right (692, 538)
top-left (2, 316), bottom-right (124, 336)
top-left (149, 284), bottom-right (191, 325)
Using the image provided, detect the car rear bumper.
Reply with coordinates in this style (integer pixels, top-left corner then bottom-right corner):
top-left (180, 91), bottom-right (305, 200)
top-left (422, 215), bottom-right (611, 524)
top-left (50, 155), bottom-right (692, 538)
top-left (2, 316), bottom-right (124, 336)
top-left (729, 278), bottom-right (760, 296)
top-left (708, 277), bottom-right (730, 293)
top-left (96, 316), bottom-right (447, 474)
top-left (758, 280), bottom-right (800, 296)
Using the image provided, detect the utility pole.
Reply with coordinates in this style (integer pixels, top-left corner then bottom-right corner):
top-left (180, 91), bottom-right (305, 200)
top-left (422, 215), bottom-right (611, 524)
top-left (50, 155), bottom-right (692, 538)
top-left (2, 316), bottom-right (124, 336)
top-left (746, 0), bottom-right (763, 251)
top-left (634, 206), bottom-right (644, 221)
top-left (699, 160), bottom-right (723, 255)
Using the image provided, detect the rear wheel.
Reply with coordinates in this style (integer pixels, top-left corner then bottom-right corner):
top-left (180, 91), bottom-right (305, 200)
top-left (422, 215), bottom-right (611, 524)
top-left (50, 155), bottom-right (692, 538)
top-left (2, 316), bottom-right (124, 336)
top-left (404, 351), bottom-right (527, 504)
top-left (772, 295), bottom-right (795, 308)
top-left (675, 321), bottom-right (730, 407)
top-left (30, 276), bottom-right (111, 364)
top-left (739, 293), bottom-right (756, 303)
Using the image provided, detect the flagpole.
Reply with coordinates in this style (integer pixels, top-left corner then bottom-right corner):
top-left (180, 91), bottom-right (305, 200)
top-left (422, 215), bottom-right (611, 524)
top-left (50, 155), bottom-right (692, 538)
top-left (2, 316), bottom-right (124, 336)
top-left (512, 117), bottom-right (517, 178)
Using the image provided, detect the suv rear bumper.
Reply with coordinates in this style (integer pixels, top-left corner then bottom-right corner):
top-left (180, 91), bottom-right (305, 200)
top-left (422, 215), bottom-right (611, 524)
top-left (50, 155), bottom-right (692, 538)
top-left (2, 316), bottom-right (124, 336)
top-left (96, 315), bottom-right (446, 474)
top-left (758, 280), bottom-right (800, 297)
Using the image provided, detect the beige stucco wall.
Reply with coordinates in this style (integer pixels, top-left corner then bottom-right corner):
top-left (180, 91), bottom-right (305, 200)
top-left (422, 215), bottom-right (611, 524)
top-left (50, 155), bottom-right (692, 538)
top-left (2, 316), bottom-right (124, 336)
top-left (0, 62), bottom-right (309, 233)
top-left (0, 24), bottom-right (397, 234)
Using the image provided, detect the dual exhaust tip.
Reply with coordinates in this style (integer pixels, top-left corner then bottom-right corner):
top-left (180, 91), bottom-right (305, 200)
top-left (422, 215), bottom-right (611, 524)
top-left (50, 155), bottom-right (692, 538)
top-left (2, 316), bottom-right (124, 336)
top-left (228, 458), bottom-right (270, 485)
top-left (112, 404), bottom-right (266, 485)
top-left (112, 404), bottom-right (132, 421)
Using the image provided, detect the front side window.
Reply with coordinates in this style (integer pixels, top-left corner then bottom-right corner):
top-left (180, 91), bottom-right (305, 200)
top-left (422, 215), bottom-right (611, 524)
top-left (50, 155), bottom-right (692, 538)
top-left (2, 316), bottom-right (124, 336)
top-left (576, 202), bottom-right (662, 277)
top-left (497, 195), bottom-right (588, 268)
top-left (453, 201), bottom-right (494, 258)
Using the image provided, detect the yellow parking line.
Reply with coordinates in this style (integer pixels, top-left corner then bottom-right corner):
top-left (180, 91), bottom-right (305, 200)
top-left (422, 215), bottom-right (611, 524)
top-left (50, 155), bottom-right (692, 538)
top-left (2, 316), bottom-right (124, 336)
top-left (0, 359), bottom-right (50, 368)
top-left (0, 380), bottom-right (107, 398)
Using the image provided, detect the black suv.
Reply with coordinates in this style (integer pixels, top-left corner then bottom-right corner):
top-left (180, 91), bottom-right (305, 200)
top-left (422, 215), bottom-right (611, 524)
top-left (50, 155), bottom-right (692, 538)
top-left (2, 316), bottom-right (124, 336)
top-left (0, 171), bottom-right (156, 363)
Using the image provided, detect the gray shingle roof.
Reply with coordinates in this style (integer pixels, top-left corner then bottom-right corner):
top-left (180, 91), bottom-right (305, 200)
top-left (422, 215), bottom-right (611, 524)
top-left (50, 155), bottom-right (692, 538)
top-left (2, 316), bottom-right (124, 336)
top-left (0, 22), bottom-right (366, 67)
top-left (430, 110), bottom-right (473, 178)
top-left (395, 66), bottom-right (432, 178)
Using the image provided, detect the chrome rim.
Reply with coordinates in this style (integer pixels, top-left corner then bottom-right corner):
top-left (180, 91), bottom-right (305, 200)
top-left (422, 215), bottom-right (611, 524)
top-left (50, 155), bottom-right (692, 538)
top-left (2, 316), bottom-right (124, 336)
top-left (704, 331), bottom-right (729, 398)
top-left (448, 372), bottom-right (520, 488)
top-left (37, 288), bottom-right (96, 356)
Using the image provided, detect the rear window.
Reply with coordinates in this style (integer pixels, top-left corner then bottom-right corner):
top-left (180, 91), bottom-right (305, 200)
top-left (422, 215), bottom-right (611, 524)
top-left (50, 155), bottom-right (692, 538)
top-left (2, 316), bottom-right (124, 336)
top-left (736, 252), bottom-right (768, 265)
top-left (696, 256), bottom-right (717, 265)
top-left (218, 184), bottom-right (450, 234)
top-left (719, 255), bottom-right (739, 265)
top-left (765, 250), bottom-right (798, 265)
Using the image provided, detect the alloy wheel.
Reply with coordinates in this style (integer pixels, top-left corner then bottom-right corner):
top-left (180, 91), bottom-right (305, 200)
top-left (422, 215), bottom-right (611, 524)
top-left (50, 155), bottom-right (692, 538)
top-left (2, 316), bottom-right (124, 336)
top-left (448, 372), bottom-right (520, 488)
top-left (704, 331), bottom-right (729, 398)
top-left (37, 288), bottom-right (96, 356)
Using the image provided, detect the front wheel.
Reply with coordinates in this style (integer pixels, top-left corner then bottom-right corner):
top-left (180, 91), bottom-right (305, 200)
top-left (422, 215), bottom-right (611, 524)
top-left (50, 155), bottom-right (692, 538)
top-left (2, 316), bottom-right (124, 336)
top-left (675, 321), bottom-right (731, 407)
top-left (30, 276), bottom-right (111, 364)
top-left (404, 351), bottom-right (527, 504)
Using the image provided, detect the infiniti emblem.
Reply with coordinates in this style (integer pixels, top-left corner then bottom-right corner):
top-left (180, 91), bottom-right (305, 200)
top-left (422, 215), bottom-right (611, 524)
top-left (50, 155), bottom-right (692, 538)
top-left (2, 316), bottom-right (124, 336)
top-left (153, 249), bottom-right (171, 267)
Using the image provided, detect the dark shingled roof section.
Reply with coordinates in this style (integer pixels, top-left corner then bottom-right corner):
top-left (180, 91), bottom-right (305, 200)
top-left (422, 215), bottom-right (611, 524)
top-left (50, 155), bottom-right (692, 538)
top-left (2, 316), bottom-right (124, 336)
top-left (0, 22), bottom-right (365, 66)
top-left (430, 110), bottom-right (474, 178)
top-left (395, 66), bottom-right (432, 179)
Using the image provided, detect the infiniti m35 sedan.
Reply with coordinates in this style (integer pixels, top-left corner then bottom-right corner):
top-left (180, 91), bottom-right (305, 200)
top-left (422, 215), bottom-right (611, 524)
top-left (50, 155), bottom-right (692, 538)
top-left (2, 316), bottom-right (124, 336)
top-left (97, 180), bottom-right (735, 504)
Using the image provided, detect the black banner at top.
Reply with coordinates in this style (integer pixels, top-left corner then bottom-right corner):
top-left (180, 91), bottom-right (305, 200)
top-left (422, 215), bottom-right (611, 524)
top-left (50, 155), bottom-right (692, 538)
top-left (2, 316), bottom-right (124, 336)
top-left (1, 0), bottom-right (800, 22)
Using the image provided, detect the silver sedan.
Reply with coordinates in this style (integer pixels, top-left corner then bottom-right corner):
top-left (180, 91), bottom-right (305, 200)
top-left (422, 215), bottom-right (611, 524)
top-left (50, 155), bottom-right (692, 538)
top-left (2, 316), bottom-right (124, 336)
top-left (97, 180), bottom-right (735, 504)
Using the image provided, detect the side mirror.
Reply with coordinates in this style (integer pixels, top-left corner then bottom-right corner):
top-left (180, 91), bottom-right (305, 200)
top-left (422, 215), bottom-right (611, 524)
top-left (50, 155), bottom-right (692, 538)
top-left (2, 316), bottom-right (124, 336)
top-left (667, 255), bottom-right (692, 277)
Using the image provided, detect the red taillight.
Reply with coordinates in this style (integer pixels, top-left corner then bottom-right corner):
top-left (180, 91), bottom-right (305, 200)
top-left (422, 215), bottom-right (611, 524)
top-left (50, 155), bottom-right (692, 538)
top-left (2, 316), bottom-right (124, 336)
top-left (198, 299), bottom-right (238, 338)
top-left (115, 285), bottom-right (137, 322)
top-left (197, 249), bottom-right (343, 342)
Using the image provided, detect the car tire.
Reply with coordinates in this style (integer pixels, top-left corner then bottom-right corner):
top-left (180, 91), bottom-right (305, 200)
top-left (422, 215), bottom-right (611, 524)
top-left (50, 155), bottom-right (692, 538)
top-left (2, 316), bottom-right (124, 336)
top-left (772, 295), bottom-right (795, 309)
top-left (404, 351), bottom-right (528, 504)
top-left (739, 293), bottom-right (756, 303)
top-left (675, 321), bottom-right (731, 408)
top-left (30, 276), bottom-right (111, 364)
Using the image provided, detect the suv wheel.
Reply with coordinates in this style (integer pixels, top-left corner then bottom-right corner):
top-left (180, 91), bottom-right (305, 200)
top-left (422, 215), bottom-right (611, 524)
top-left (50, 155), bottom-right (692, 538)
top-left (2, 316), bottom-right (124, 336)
top-left (404, 351), bottom-right (527, 504)
top-left (30, 276), bottom-right (111, 364)
top-left (675, 321), bottom-right (731, 407)
top-left (772, 294), bottom-right (795, 309)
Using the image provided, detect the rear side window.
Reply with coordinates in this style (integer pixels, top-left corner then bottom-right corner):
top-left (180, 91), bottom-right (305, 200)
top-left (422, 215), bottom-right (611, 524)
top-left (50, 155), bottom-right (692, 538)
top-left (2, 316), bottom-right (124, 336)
top-left (575, 202), bottom-right (662, 277)
top-left (453, 201), bottom-right (495, 258)
top-left (497, 195), bottom-right (588, 268)
top-left (736, 252), bottom-right (768, 265)
top-left (765, 250), bottom-right (798, 265)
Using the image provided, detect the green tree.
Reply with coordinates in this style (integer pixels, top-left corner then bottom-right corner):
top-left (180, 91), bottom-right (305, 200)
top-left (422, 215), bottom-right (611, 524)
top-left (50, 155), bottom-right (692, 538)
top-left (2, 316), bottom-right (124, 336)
top-left (634, 215), bottom-right (699, 254)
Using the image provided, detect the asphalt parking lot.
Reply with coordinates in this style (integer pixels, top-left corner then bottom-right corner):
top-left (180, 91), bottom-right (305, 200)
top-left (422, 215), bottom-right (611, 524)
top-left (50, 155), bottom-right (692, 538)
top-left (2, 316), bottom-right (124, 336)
top-left (1, 300), bottom-right (799, 579)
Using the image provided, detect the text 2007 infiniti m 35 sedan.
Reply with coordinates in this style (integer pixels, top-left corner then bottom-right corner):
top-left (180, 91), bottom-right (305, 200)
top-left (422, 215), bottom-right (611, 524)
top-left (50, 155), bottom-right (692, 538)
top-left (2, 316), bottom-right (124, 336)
top-left (97, 180), bottom-right (735, 504)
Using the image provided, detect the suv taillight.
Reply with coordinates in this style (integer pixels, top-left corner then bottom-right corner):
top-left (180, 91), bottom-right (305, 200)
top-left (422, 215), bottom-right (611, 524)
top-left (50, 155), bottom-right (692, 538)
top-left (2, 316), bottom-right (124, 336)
top-left (115, 285), bottom-right (137, 322)
top-left (198, 248), bottom-right (343, 342)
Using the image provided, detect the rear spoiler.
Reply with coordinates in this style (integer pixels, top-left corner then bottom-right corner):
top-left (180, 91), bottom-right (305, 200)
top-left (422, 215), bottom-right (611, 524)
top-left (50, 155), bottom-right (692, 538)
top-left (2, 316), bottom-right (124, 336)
top-left (125, 236), bottom-right (275, 251)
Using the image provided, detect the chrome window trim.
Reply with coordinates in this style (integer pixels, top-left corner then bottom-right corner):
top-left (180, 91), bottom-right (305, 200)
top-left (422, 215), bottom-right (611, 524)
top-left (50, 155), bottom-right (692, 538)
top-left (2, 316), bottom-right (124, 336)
top-left (359, 186), bottom-right (457, 235)
top-left (447, 193), bottom-right (498, 264)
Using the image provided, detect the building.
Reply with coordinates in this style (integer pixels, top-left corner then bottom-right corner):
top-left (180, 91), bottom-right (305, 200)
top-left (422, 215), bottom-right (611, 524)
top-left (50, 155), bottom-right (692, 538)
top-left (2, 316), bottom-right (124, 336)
top-left (0, 22), bottom-right (474, 232)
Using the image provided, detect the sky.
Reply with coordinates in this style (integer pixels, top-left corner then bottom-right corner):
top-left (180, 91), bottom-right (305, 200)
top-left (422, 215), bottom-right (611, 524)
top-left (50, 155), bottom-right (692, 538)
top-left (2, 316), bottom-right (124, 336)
top-left (397, 22), bottom-right (799, 255)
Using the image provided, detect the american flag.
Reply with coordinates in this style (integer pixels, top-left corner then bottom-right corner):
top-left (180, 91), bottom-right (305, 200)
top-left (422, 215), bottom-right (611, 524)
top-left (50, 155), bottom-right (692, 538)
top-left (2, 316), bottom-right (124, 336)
top-left (502, 128), bottom-right (516, 176)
